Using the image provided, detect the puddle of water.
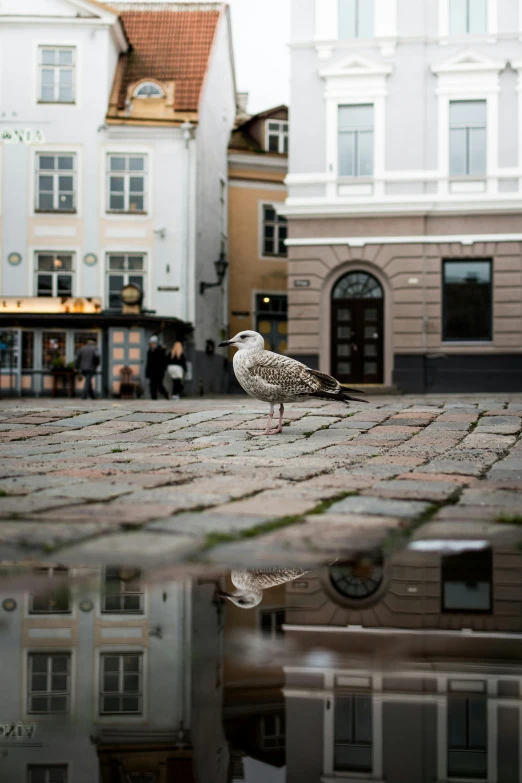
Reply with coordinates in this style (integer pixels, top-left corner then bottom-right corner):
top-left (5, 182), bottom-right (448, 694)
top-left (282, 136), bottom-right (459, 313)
top-left (0, 542), bottom-right (520, 782)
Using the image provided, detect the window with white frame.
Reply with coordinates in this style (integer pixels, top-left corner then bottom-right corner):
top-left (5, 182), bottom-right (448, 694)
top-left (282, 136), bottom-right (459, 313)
top-left (338, 104), bottom-right (374, 177)
top-left (28, 766), bottom-right (68, 783)
top-left (134, 81), bottom-right (164, 98)
top-left (36, 153), bottom-right (76, 212)
top-left (39, 47), bottom-right (75, 103)
top-left (265, 120), bottom-right (288, 153)
top-left (28, 653), bottom-right (71, 714)
top-left (29, 567), bottom-right (71, 614)
top-left (339, 0), bottom-right (374, 39)
top-left (107, 154), bottom-right (147, 213)
top-left (102, 567), bottom-right (144, 614)
top-left (449, 100), bottom-right (487, 176)
top-left (259, 608), bottom-right (285, 639)
top-left (447, 695), bottom-right (487, 779)
top-left (106, 254), bottom-right (146, 308)
top-left (261, 714), bottom-right (285, 749)
top-left (261, 205), bottom-right (287, 257)
top-left (449, 0), bottom-right (487, 35)
top-left (334, 694), bottom-right (373, 773)
top-left (100, 653), bottom-right (143, 715)
top-left (35, 253), bottom-right (74, 298)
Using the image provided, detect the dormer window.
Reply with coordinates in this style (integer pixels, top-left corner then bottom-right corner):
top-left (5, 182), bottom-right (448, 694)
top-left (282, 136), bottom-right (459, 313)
top-left (265, 121), bottom-right (289, 153)
top-left (133, 81), bottom-right (164, 98)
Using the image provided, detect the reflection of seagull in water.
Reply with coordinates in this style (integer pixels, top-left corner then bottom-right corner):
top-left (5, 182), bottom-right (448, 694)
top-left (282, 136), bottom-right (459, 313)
top-left (218, 568), bottom-right (308, 608)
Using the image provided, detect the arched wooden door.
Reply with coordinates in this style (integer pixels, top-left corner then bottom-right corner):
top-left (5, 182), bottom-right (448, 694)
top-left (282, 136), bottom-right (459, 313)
top-left (331, 271), bottom-right (384, 384)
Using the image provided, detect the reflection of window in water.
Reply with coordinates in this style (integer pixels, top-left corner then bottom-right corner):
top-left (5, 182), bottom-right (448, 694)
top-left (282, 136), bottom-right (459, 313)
top-left (28, 653), bottom-right (71, 714)
top-left (329, 555), bottom-right (384, 601)
top-left (448, 694), bottom-right (487, 779)
top-left (441, 549), bottom-right (492, 613)
top-left (102, 566), bottom-right (143, 614)
top-left (261, 713), bottom-right (285, 749)
top-left (100, 653), bottom-right (143, 714)
top-left (128, 775), bottom-right (158, 783)
top-left (334, 694), bottom-right (373, 773)
top-left (260, 608), bottom-right (285, 639)
top-left (29, 567), bottom-right (71, 614)
top-left (29, 765), bottom-right (68, 783)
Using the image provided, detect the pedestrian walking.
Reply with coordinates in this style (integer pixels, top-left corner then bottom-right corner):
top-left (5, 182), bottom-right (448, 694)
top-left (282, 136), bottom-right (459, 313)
top-left (167, 341), bottom-right (187, 400)
top-left (76, 339), bottom-right (100, 400)
top-left (146, 336), bottom-right (169, 400)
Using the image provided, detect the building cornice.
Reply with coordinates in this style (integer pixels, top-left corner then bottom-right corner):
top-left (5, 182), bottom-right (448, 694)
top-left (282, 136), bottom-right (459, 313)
top-left (285, 232), bottom-right (522, 248)
top-left (280, 196), bottom-right (522, 219)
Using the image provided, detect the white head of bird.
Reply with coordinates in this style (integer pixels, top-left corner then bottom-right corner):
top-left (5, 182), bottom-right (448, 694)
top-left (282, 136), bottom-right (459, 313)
top-left (218, 330), bottom-right (265, 352)
top-left (218, 588), bottom-right (263, 609)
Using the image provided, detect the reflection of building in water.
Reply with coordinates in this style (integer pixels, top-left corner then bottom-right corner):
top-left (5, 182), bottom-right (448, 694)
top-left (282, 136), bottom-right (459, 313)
top-left (0, 567), bottom-right (227, 783)
top-left (223, 574), bottom-right (288, 780)
top-left (284, 548), bottom-right (522, 783)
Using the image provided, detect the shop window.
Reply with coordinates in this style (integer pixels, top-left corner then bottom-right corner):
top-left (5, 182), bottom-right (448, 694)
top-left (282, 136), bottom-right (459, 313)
top-left (443, 260), bottom-right (492, 342)
top-left (28, 766), bottom-right (67, 783)
top-left (448, 695), bottom-right (487, 778)
top-left (74, 331), bottom-right (99, 356)
top-left (41, 331), bottom-right (67, 369)
top-left (22, 332), bottom-right (35, 369)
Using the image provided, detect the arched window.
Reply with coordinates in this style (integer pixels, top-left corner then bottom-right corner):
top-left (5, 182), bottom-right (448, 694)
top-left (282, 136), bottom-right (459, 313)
top-left (134, 81), bottom-right (164, 98)
top-left (332, 271), bottom-right (383, 299)
top-left (329, 555), bottom-right (384, 601)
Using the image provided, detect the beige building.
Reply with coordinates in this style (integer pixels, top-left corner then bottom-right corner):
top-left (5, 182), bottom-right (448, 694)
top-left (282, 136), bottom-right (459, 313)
top-left (227, 105), bottom-right (289, 368)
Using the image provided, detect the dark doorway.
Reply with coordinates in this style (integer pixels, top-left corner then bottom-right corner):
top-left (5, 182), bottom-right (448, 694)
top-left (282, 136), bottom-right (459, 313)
top-left (331, 272), bottom-right (384, 384)
top-left (256, 294), bottom-right (288, 354)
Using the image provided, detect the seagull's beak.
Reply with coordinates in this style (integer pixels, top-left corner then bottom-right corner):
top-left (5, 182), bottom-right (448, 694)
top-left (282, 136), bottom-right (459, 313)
top-left (216, 589), bottom-right (233, 598)
top-left (218, 340), bottom-right (233, 347)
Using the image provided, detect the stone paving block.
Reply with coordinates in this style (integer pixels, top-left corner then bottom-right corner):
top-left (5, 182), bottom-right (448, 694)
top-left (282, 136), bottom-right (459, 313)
top-left (0, 496), bottom-right (83, 518)
top-left (117, 412), bottom-right (182, 423)
top-left (398, 472), bottom-right (473, 486)
top-left (458, 488), bottom-right (522, 509)
top-left (457, 433), bottom-right (516, 451)
top-left (38, 480), bottom-right (137, 501)
top-left (0, 475), bottom-right (88, 496)
top-left (0, 521), bottom-right (110, 550)
top-left (368, 455), bottom-right (426, 466)
top-left (147, 512), bottom-right (268, 537)
top-left (326, 495), bottom-right (430, 518)
top-left (366, 479), bottom-right (459, 502)
top-left (54, 532), bottom-right (199, 566)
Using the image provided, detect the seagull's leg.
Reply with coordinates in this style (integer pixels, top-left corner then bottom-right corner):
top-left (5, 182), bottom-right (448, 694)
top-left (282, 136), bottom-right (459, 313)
top-left (267, 403), bottom-right (284, 435)
top-left (249, 404), bottom-right (275, 436)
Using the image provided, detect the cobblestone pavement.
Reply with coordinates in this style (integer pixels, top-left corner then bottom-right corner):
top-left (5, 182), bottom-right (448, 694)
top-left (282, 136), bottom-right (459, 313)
top-left (0, 394), bottom-right (521, 568)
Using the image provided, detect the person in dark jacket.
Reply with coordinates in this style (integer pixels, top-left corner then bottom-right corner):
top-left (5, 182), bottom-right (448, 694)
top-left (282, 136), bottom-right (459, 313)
top-left (76, 339), bottom-right (100, 400)
top-left (167, 341), bottom-right (187, 399)
top-left (146, 336), bottom-right (169, 400)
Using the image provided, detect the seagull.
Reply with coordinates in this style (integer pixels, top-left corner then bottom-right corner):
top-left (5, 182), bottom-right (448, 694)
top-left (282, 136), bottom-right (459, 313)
top-left (218, 330), bottom-right (367, 435)
top-left (218, 568), bottom-right (308, 608)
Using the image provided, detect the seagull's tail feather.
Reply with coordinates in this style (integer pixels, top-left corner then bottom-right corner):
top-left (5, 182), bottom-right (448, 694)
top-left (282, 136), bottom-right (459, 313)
top-left (340, 389), bottom-right (369, 405)
top-left (306, 369), bottom-right (368, 404)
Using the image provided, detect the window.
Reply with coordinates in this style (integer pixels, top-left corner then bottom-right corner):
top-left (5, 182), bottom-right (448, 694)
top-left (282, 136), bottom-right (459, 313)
top-left (261, 714), bottom-right (285, 749)
top-left (22, 332), bottom-right (35, 370)
top-left (102, 567), bottom-right (143, 614)
top-left (339, 0), bottom-right (374, 38)
top-left (334, 695), bottom-right (372, 773)
top-left (442, 260), bottom-right (492, 342)
top-left (134, 81), bottom-right (164, 98)
top-left (329, 556), bottom-right (384, 601)
top-left (261, 205), bottom-right (287, 257)
top-left (441, 548), bottom-right (492, 613)
top-left (74, 331), bottom-right (99, 357)
top-left (39, 47), bottom-right (75, 103)
top-left (450, 0), bottom-right (487, 35)
top-left (28, 653), bottom-right (70, 714)
top-left (338, 105), bottom-right (374, 177)
top-left (128, 776), bottom-right (157, 783)
top-left (260, 609), bottom-right (285, 639)
top-left (256, 295), bottom-right (288, 354)
top-left (449, 100), bottom-right (487, 177)
top-left (41, 331), bottom-right (67, 370)
top-left (36, 154), bottom-right (76, 212)
top-left (29, 567), bottom-right (71, 614)
top-left (265, 121), bottom-right (288, 153)
top-left (36, 254), bottom-right (74, 298)
top-left (107, 154), bottom-right (147, 213)
top-left (448, 696), bottom-right (487, 778)
top-left (106, 254), bottom-right (146, 309)
top-left (28, 766), bottom-right (67, 783)
top-left (100, 653), bottom-right (143, 715)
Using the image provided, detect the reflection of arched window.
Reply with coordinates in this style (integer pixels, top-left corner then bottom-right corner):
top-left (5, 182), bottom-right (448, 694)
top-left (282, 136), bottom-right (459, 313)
top-left (329, 555), bottom-right (384, 600)
top-left (333, 271), bottom-right (383, 299)
top-left (134, 81), bottom-right (164, 98)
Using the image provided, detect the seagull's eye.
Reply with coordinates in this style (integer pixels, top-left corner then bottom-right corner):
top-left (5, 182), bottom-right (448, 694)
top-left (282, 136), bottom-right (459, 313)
top-left (240, 335), bottom-right (247, 340)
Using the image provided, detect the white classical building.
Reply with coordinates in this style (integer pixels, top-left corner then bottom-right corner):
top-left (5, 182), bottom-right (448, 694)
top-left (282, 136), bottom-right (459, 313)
top-left (0, 0), bottom-right (236, 397)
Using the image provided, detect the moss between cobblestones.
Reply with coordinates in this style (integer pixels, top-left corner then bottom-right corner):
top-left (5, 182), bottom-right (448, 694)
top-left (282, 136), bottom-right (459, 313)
top-left (496, 514), bottom-right (522, 525)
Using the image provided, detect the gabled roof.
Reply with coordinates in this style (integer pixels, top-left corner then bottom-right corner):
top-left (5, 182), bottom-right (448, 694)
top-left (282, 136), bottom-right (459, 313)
top-left (112, 3), bottom-right (223, 112)
top-left (229, 105), bottom-right (288, 154)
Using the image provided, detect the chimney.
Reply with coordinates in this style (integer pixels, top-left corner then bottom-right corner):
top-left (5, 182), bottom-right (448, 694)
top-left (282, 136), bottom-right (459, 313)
top-left (236, 92), bottom-right (249, 119)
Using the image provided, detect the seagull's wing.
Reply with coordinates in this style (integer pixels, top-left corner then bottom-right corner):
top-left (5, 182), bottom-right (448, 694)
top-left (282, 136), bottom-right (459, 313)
top-left (231, 568), bottom-right (308, 592)
top-left (246, 351), bottom-right (367, 402)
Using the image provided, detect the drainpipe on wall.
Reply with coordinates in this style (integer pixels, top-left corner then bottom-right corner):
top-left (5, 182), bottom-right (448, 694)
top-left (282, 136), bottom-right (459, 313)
top-left (181, 122), bottom-right (195, 393)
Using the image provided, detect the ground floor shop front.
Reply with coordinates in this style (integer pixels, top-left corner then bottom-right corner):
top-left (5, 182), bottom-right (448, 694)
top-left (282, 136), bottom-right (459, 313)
top-left (0, 299), bottom-right (191, 398)
top-left (286, 214), bottom-right (522, 393)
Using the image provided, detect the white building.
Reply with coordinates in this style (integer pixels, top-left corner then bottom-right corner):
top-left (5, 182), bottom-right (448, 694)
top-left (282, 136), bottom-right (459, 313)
top-left (0, 0), bottom-right (236, 397)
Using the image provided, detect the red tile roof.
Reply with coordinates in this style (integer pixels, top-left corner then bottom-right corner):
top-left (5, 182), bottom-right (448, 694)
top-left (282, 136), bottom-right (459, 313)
top-left (117, 7), bottom-right (221, 112)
